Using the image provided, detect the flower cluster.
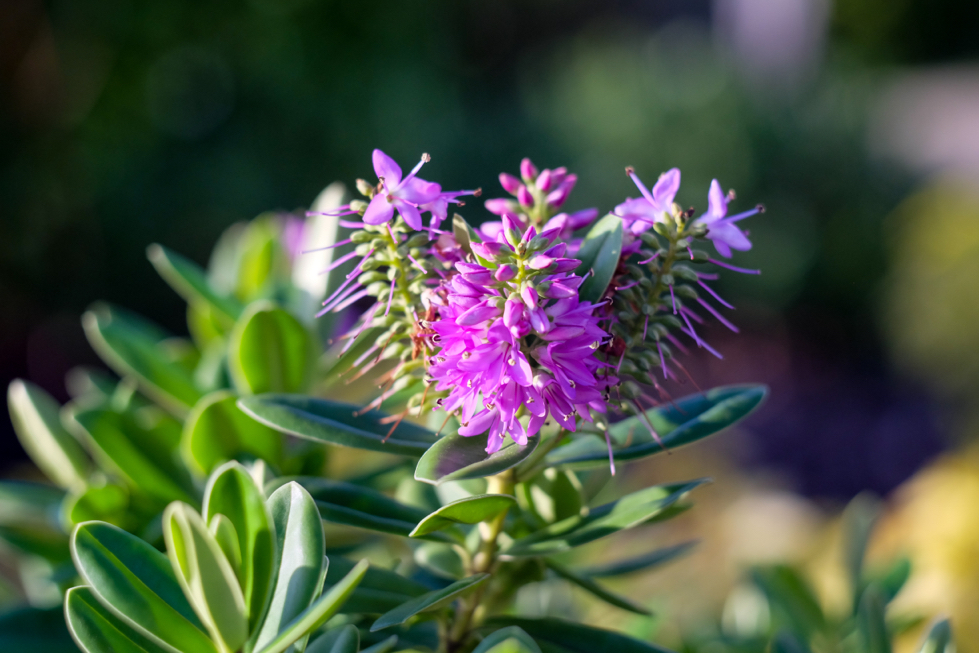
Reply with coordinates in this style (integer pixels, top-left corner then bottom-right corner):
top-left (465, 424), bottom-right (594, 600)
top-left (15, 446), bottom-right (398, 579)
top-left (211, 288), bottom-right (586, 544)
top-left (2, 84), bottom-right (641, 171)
top-left (310, 150), bottom-right (762, 459)
top-left (428, 214), bottom-right (609, 453)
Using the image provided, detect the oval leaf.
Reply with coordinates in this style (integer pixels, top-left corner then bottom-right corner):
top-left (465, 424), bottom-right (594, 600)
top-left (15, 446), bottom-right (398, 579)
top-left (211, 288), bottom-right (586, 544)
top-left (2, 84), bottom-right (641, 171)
top-left (82, 304), bottom-right (203, 414)
top-left (370, 574), bottom-right (490, 632)
top-left (8, 380), bottom-right (90, 489)
top-left (202, 462), bottom-right (276, 633)
top-left (473, 627), bottom-right (542, 653)
top-left (238, 394), bottom-right (436, 456)
top-left (504, 479), bottom-right (707, 557)
top-left (280, 477), bottom-right (454, 542)
top-left (183, 391), bottom-right (284, 475)
top-left (148, 244), bottom-right (244, 324)
top-left (482, 617), bottom-right (673, 653)
top-left (164, 502), bottom-right (249, 652)
top-left (410, 494), bottom-right (516, 537)
top-left (574, 214), bottom-right (623, 303)
top-left (229, 303), bottom-right (316, 395)
top-left (547, 385), bottom-right (768, 469)
top-left (253, 482), bottom-right (326, 653)
top-left (71, 521), bottom-right (215, 653)
top-left (415, 433), bottom-right (538, 486)
top-left (65, 587), bottom-right (172, 653)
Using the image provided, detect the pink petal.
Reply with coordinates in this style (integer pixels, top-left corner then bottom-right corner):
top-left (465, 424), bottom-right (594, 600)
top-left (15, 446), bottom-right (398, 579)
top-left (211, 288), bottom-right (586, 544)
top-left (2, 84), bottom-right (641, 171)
top-left (372, 149), bottom-right (402, 186)
top-left (363, 195), bottom-right (395, 225)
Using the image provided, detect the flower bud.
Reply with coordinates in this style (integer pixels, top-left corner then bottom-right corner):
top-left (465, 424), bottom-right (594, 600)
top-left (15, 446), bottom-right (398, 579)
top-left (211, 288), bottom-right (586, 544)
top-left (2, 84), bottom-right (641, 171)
top-left (356, 178), bottom-right (376, 197)
top-left (495, 265), bottom-right (516, 281)
top-left (517, 185), bottom-right (534, 207)
top-left (536, 169), bottom-right (553, 192)
top-left (546, 174), bottom-right (577, 207)
top-left (502, 214), bottom-right (523, 248)
top-left (349, 199), bottom-right (368, 213)
top-left (499, 173), bottom-right (523, 195)
top-left (520, 157), bottom-right (538, 182)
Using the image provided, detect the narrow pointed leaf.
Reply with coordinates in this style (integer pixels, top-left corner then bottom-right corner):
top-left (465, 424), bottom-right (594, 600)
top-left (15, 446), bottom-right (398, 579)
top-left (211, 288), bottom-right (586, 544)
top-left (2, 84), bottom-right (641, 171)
top-left (202, 462), bottom-right (276, 633)
top-left (857, 585), bottom-right (891, 653)
top-left (371, 573), bottom-right (490, 631)
top-left (473, 627), bottom-right (542, 653)
top-left (279, 477), bottom-right (454, 542)
top-left (581, 541), bottom-right (698, 578)
top-left (8, 380), bottom-right (90, 489)
top-left (545, 559), bottom-right (650, 615)
top-left (843, 493), bottom-right (882, 606)
top-left (547, 385), bottom-right (768, 469)
top-left (325, 556), bottom-right (428, 614)
top-left (504, 479), bottom-right (706, 557)
top-left (253, 482), bottom-right (327, 653)
top-left (229, 302), bottom-right (317, 395)
top-left (164, 502), bottom-right (249, 652)
top-left (415, 433), bottom-right (538, 485)
top-left (82, 304), bottom-right (203, 414)
top-left (752, 565), bottom-right (825, 636)
top-left (256, 559), bottom-right (369, 653)
top-left (71, 521), bottom-right (215, 653)
top-left (238, 394), bottom-right (436, 456)
top-left (483, 618), bottom-right (674, 653)
top-left (306, 625), bottom-right (359, 653)
top-left (65, 587), bottom-right (174, 653)
top-left (574, 214), bottom-right (623, 303)
top-left (411, 494), bottom-right (516, 537)
top-left (361, 635), bottom-right (399, 653)
top-left (148, 244), bottom-right (244, 323)
top-left (919, 619), bottom-right (953, 653)
top-left (183, 390), bottom-right (284, 475)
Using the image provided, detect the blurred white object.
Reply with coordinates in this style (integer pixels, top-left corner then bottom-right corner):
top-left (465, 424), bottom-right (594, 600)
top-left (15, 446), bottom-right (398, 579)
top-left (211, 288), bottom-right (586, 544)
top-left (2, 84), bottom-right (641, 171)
top-left (292, 181), bottom-right (346, 323)
top-left (713, 0), bottom-right (830, 88)
top-left (723, 490), bottom-right (823, 564)
top-left (871, 66), bottom-right (979, 180)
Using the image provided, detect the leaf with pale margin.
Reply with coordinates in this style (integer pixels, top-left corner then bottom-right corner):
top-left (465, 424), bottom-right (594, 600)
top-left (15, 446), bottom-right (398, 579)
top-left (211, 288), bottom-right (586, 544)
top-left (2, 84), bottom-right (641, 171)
top-left (371, 574), bottom-right (490, 631)
top-left (473, 626), bottom-right (542, 653)
top-left (229, 302), bottom-right (317, 395)
top-left (70, 521), bottom-right (215, 653)
top-left (547, 385), bottom-right (768, 469)
top-left (183, 390), bottom-right (284, 476)
top-left (919, 619), bottom-right (953, 653)
top-left (147, 244), bottom-right (244, 324)
top-left (415, 433), bottom-right (538, 485)
top-left (239, 394), bottom-right (436, 456)
top-left (410, 494), bottom-right (516, 537)
top-left (482, 617), bottom-right (674, 653)
top-left (252, 482), bottom-right (326, 653)
top-left (65, 587), bottom-right (175, 653)
top-left (8, 380), bottom-right (90, 490)
top-left (504, 479), bottom-right (706, 557)
top-left (574, 214), bottom-right (623, 303)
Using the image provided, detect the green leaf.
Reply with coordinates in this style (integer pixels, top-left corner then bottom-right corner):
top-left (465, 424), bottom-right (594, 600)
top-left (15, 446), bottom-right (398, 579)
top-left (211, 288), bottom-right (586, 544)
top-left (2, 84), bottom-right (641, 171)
top-left (164, 502), bottom-right (249, 652)
top-left (209, 514), bottom-right (243, 578)
top-left (857, 585), bottom-right (891, 653)
top-left (71, 521), bottom-right (215, 653)
top-left (183, 391), bottom-right (284, 475)
top-left (415, 433), bottom-right (538, 485)
top-left (473, 627), bottom-right (542, 653)
top-left (66, 366), bottom-right (118, 402)
top-left (0, 481), bottom-right (65, 531)
top-left (324, 557), bottom-right (428, 614)
top-left (65, 482), bottom-right (131, 530)
top-left (82, 304), bottom-right (203, 414)
top-left (877, 556), bottom-right (912, 604)
top-left (752, 565), bottom-right (825, 636)
top-left (580, 541), bottom-right (697, 577)
top-left (505, 479), bottom-right (706, 557)
top-left (516, 470), bottom-right (583, 527)
top-left (452, 214), bottom-right (480, 258)
top-left (253, 482), bottom-right (326, 653)
top-left (229, 302), bottom-right (317, 395)
top-left (67, 406), bottom-right (196, 505)
top-left (545, 559), bottom-right (651, 615)
top-left (282, 477), bottom-right (453, 542)
top-left (771, 631), bottom-right (811, 653)
top-left (65, 586), bottom-right (175, 653)
top-left (238, 394), bottom-right (436, 456)
top-left (410, 494), bottom-right (516, 537)
top-left (370, 574), bottom-right (490, 631)
top-left (361, 635), bottom-right (399, 653)
top-left (0, 604), bottom-right (77, 653)
top-left (574, 214), bottom-right (623, 304)
top-left (148, 244), bottom-right (245, 324)
top-left (547, 385), bottom-right (768, 469)
top-left (415, 542), bottom-right (466, 580)
top-left (483, 617), bottom-right (674, 653)
top-left (306, 625), bottom-right (360, 653)
top-left (918, 619), bottom-right (953, 653)
top-left (843, 493), bottom-right (882, 606)
top-left (202, 462), bottom-right (276, 633)
top-left (8, 380), bottom-right (90, 489)
top-left (255, 559), bottom-right (369, 653)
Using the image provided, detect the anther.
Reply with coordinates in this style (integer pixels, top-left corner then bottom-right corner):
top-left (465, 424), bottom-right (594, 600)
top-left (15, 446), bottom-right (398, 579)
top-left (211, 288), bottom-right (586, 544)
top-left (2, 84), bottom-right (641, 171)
top-left (422, 153), bottom-right (431, 162)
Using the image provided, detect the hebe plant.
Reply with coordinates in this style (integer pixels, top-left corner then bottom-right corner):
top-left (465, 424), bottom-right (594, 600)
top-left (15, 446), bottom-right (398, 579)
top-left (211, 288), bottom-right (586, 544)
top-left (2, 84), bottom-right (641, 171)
top-left (0, 151), bottom-right (953, 653)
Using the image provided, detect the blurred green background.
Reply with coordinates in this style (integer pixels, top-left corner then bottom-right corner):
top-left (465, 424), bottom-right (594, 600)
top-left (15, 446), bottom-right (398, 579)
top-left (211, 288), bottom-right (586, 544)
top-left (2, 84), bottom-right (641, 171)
top-left (6, 0), bottom-right (979, 647)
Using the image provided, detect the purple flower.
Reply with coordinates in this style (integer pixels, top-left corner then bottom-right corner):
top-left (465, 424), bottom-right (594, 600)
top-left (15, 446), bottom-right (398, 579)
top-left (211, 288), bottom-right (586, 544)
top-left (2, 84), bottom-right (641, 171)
top-left (693, 179), bottom-right (759, 258)
top-left (363, 150), bottom-right (442, 230)
top-left (614, 167), bottom-right (680, 235)
top-left (421, 188), bottom-right (480, 231)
